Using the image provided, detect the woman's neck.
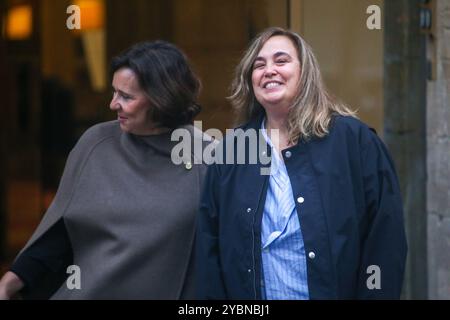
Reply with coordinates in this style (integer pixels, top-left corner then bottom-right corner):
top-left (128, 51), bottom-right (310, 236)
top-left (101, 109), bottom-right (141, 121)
top-left (265, 115), bottom-right (292, 152)
top-left (133, 126), bottom-right (171, 136)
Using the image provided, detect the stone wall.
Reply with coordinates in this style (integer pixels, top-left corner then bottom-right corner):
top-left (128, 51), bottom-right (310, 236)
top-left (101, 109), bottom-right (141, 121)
top-left (426, 0), bottom-right (450, 300)
top-left (384, 0), bottom-right (428, 300)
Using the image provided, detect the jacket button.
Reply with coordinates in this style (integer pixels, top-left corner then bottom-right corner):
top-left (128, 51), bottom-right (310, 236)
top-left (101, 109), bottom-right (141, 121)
top-left (185, 161), bottom-right (192, 170)
top-left (247, 208), bottom-right (252, 213)
top-left (285, 151), bottom-right (292, 158)
top-left (308, 251), bottom-right (316, 259)
top-left (297, 197), bottom-right (305, 204)
top-left (248, 269), bottom-right (252, 273)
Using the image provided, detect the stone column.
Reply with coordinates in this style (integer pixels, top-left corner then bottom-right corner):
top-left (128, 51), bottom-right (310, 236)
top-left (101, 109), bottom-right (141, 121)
top-left (426, 0), bottom-right (450, 300)
top-left (384, 0), bottom-right (428, 299)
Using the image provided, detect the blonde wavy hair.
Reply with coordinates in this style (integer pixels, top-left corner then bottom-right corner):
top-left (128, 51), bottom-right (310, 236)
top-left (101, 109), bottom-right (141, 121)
top-left (229, 27), bottom-right (357, 143)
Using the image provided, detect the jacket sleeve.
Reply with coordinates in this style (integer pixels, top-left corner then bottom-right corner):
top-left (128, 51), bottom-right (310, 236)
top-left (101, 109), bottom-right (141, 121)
top-left (196, 163), bottom-right (227, 299)
top-left (357, 130), bottom-right (408, 299)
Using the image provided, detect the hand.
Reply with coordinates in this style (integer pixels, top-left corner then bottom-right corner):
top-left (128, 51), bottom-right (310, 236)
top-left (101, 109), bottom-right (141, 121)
top-left (0, 285), bottom-right (11, 300)
top-left (0, 272), bottom-right (24, 300)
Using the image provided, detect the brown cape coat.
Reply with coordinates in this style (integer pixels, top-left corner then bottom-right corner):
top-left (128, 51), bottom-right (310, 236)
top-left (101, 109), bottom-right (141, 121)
top-left (16, 121), bottom-right (210, 299)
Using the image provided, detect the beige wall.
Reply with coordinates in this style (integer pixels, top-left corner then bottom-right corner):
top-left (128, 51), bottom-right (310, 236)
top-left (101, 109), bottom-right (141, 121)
top-left (173, 0), bottom-right (384, 133)
top-left (300, 0), bottom-right (384, 133)
top-left (172, 0), bottom-right (275, 131)
top-left (42, 0), bottom-right (384, 132)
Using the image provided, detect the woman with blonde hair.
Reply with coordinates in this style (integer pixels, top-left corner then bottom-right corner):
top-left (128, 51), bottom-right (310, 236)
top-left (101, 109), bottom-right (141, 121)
top-left (197, 27), bottom-right (407, 299)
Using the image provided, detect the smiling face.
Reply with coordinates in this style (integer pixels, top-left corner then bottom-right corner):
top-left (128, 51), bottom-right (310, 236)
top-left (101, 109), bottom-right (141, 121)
top-left (251, 35), bottom-right (301, 115)
top-left (109, 68), bottom-right (155, 135)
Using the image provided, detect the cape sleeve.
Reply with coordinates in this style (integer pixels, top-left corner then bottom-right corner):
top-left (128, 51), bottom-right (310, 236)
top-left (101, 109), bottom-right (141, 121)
top-left (357, 129), bottom-right (408, 299)
top-left (10, 219), bottom-right (72, 299)
top-left (11, 129), bottom-right (94, 299)
top-left (196, 162), bottom-right (228, 299)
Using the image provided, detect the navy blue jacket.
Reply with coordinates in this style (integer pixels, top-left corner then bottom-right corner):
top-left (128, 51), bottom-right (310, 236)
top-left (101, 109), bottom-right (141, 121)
top-left (196, 114), bottom-right (407, 299)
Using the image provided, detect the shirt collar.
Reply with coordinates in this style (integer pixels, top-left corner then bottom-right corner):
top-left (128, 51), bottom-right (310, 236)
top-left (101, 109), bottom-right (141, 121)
top-left (261, 117), bottom-right (285, 177)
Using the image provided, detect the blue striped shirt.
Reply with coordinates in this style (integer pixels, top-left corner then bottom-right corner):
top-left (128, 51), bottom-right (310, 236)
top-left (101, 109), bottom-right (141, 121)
top-left (260, 120), bottom-right (310, 300)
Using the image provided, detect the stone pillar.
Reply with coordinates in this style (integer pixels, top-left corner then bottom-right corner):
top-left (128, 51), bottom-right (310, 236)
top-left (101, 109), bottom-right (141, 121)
top-left (426, 0), bottom-right (450, 300)
top-left (384, 0), bottom-right (428, 299)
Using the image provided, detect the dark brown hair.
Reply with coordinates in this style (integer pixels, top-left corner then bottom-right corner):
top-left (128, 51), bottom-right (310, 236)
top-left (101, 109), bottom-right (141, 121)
top-left (111, 41), bottom-right (201, 128)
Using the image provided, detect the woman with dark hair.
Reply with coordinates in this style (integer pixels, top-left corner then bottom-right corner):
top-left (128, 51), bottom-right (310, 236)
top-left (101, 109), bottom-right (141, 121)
top-left (197, 27), bottom-right (407, 299)
top-left (0, 41), bottom-right (209, 299)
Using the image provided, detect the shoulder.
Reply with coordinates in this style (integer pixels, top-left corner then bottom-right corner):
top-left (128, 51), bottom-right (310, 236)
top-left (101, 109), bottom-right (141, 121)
top-left (220, 116), bottom-right (262, 147)
top-left (328, 115), bottom-right (379, 148)
top-left (307, 115), bottom-right (391, 170)
top-left (176, 124), bottom-right (216, 152)
top-left (330, 115), bottom-right (375, 136)
top-left (75, 121), bottom-right (120, 149)
top-left (182, 124), bottom-right (215, 145)
top-left (79, 120), bottom-right (121, 142)
top-left (330, 115), bottom-right (397, 170)
top-left (174, 124), bottom-right (217, 164)
top-left (68, 121), bottom-right (121, 161)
